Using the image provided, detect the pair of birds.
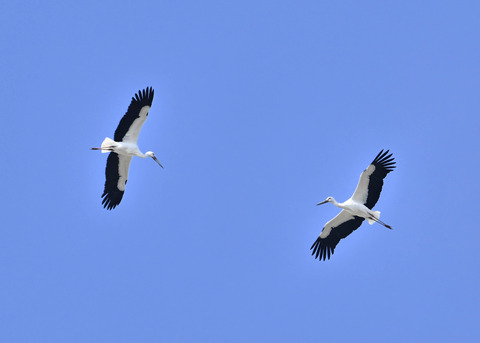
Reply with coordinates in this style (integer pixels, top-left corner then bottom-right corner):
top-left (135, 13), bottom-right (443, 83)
top-left (92, 87), bottom-right (396, 261)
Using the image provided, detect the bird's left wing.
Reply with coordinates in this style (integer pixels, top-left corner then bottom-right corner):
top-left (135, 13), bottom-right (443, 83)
top-left (101, 153), bottom-right (133, 210)
top-left (351, 150), bottom-right (396, 209)
top-left (114, 87), bottom-right (154, 143)
top-left (311, 210), bottom-right (365, 261)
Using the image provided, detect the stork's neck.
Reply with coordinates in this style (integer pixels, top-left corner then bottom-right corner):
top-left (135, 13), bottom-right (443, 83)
top-left (135, 150), bottom-right (147, 158)
top-left (330, 197), bottom-right (344, 209)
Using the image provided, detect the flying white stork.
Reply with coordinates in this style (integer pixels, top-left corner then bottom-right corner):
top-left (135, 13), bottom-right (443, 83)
top-left (311, 150), bottom-right (396, 261)
top-left (92, 87), bottom-right (163, 210)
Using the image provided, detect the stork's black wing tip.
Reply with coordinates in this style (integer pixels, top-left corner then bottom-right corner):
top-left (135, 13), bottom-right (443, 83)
top-left (133, 87), bottom-right (154, 106)
top-left (310, 236), bottom-right (334, 261)
top-left (372, 149), bottom-right (396, 173)
top-left (101, 190), bottom-right (124, 210)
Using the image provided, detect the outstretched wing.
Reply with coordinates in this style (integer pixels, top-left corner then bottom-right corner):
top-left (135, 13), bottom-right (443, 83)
top-left (351, 150), bottom-right (396, 209)
top-left (114, 87), bottom-right (154, 143)
top-left (311, 210), bottom-right (365, 261)
top-left (101, 153), bottom-right (132, 210)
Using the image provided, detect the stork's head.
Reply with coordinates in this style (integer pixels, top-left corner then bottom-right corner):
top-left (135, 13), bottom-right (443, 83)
top-left (145, 151), bottom-right (164, 168)
top-left (317, 196), bottom-right (334, 206)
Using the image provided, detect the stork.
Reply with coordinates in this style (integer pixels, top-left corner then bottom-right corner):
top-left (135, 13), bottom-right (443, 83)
top-left (92, 87), bottom-right (163, 210)
top-left (311, 150), bottom-right (396, 261)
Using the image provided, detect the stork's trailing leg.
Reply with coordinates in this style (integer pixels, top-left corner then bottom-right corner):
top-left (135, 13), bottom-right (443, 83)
top-left (91, 137), bottom-right (118, 153)
top-left (369, 216), bottom-right (392, 229)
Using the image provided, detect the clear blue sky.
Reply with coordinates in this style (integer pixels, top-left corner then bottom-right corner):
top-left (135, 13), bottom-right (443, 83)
top-left (1, 1), bottom-right (479, 342)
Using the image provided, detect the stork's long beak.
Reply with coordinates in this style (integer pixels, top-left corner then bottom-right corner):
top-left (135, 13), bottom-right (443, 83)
top-left (151, 156), bottom-right (164, 168)
top-left (316, 200), bottom-right (328, 206)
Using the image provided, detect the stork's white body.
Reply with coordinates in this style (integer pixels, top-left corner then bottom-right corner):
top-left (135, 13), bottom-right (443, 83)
top-left (99, 137), bottom-right (151, 158)
top-left (324, 198), bottom-right (381, 228)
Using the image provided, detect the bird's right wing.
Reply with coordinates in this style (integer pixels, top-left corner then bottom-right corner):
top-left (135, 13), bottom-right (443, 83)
top-left (114, 87), bottom-right (154, 144)
top-left (311, 210), bottom-right (365, 261)
top-left (351, 150), bottom-right (396, 209)
top-left (101, 153), bottom-right (132, 210)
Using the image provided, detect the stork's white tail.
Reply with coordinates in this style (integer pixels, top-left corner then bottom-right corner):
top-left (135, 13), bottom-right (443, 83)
top-left (367, 211), bottom-right (381, 225)
top-left (100, 137), bottom-right (117, 153)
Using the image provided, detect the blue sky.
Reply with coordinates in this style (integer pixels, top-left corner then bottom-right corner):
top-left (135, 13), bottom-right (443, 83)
top-left (1, 1), bottom-right (479, 342)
